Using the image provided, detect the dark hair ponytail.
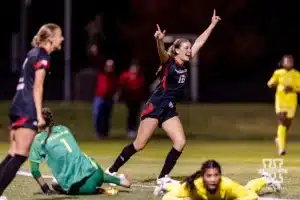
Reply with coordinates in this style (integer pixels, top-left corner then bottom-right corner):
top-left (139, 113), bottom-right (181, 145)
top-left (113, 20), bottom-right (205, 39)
top-left (185, 160), bottom-right (221, 199)
top-left (41, 107), bottom-right (54, 145)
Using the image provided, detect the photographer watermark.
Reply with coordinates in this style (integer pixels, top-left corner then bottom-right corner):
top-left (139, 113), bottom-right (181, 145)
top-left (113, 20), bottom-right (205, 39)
top-left (258, 158), bottom-right (288, 183)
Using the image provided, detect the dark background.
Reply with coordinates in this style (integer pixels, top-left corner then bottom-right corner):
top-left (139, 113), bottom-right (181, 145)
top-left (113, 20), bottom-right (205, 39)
top-left (0, 0), bottom-right (298, 102)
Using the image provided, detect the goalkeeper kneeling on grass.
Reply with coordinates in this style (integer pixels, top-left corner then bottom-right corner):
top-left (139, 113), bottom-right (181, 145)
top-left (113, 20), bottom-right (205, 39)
top-left (156, 160), bottom-right (281, 200)
top-left (29, 108), bottom-right (131, 195)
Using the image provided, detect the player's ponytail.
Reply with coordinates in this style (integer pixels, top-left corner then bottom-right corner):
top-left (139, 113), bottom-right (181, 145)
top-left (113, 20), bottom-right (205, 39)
top-left (41, 107), bottom-right (55, 145)
top-left (31, 23), bottom-right (60, 47)
top-left (184, 160), bottom-right (221, 199)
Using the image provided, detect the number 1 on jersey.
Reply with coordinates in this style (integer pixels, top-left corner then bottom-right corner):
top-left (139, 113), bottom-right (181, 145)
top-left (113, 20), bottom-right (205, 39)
top-left (60, 139), bottom-right (73, 152)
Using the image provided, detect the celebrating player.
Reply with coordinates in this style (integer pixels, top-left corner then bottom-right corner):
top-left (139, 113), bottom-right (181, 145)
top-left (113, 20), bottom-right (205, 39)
top-left (158, 160), bottom-right (281, 200)
top-left (267, 55), bottom-right (300, 155)
top-left (106, 10), bottom-right (221, 187)
top-left (29, 108), bottom-right (131, 195)
top-left (0, 24), bottom-right (64, 200)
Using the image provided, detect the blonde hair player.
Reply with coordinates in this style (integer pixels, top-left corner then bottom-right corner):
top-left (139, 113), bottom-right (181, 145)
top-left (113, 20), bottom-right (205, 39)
top-left (267, 55), bottom-right (300, 155)
top-left (158, 160), bottom-right (281, 200)
top-left (106, 10), bottom-right (221, 191)
top-left (0, 23), bottom-right (64, 200)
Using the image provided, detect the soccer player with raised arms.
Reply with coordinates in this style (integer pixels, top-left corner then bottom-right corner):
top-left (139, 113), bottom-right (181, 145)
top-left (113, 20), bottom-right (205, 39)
top-left (159, 160), bottom-right (281, 200)
top-left (29, 108), bottom-right (131, 195)
top-left (106, 10), bottom-right (221, 189)
top-left (0, 24), bottom-right (64, 200)
top-left (267, 55), bottom-right (300, 155)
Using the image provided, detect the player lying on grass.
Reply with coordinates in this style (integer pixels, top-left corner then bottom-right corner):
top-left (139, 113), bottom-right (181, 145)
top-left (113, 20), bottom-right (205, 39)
top-left (29, 108), bottom-right (131, 195)
top-left (267, 55), bottom-right (300, 156)
top-left (156, 160), bottom-right (281, 200)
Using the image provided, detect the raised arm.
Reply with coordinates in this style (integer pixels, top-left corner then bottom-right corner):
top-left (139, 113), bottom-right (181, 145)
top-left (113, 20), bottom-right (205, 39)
top-left (154, 24), bottom-right (169, 63)
top-left (191, 9), bottom-right (221, 58)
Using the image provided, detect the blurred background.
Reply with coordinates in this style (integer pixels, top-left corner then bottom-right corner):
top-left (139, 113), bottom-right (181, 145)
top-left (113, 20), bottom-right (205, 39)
top-left (0, 0), bottom-right (299, 140)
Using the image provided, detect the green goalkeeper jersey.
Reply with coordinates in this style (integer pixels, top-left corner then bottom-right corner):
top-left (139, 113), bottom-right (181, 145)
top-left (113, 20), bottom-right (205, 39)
top-left (29, 125), bottom-right (98, 192)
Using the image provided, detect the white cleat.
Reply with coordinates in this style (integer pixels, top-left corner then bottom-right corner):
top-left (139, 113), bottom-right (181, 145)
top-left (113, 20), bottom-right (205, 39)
top-left (0, 196), bottom-right (8, 200)
top-left (262, 171), bottom-right (282, 192)
top-left (154, 175), bottom-right (180, 196)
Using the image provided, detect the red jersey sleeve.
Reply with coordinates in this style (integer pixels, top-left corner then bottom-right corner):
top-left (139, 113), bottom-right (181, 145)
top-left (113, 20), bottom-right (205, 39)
top-left (34, 58), bottom-right (50, 71)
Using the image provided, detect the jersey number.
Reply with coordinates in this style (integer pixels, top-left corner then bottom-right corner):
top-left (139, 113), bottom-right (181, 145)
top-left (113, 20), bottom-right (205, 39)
top-left (60, 139), bottom-right (73, 152)
top-left (178, 75), bottom-right (186, 84)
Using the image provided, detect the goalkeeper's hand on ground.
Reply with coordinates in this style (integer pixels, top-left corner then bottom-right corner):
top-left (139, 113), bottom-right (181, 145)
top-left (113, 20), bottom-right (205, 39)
top-left (40, 183), bottom-right (57, 195)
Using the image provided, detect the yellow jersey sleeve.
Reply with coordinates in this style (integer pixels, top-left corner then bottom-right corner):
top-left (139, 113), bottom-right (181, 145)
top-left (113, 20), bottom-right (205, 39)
top-left (223, 177), bottom-right (258, 200)
top-left (267, 70), bottom-right (279, 87)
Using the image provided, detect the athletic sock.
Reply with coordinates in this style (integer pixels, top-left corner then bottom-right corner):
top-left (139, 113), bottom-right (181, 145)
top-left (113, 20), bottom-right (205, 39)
top-left (109, 143), bottom-right (137, 173)
top-left (0, 154), bottom-right (27, 195)
top-left (277, 125), bottom-right (287, 150)
top-left (159, 147), bottom-right (182, 179)
top-left (0, 154), bottom-right (13, 172)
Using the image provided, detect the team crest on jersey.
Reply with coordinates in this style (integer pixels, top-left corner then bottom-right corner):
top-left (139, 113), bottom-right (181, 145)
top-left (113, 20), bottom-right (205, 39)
top-left (169, 102), bottom-right (174, 108)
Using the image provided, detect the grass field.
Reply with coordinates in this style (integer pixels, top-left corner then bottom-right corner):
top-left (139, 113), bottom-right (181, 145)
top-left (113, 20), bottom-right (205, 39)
top-left (2, 141), bottom-right (300, 200)
top-left (0, 102), bottom-right (300, 199)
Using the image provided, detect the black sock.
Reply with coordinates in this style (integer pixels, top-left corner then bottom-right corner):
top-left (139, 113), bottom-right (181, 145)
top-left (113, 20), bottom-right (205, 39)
top-left (159, 147), bottom-right (182, 179)
top-left (109, 143), bottom-right (137, 173)
top-left (0, 154), bottom-right (13, 172)
top-left (0, 154), bottom-right (27, 195)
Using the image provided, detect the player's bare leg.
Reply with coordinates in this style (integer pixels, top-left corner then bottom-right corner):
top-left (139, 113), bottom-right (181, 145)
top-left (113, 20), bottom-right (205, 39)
top-left (275, 112), bottom-right (290, 156)
top-left (160, 116), bottom-right (186, 177)
top-left (0, 128), bottom-right (35, 195)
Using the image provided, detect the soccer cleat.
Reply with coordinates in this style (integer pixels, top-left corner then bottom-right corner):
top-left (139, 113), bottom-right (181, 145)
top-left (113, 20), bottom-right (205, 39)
top-left (105, 168), bottom-right (118, 186)
top-left (154, 175), bottom-right (180, 196)
top-left (261, 171), bottom-right (282, 192)
top-left (274, 138), bottom-right (286, 156)
top-left (0, 196), bottom-right (7, 200)
top-left (156, 175), bottom-right (180, 185)
top-left (279, 149), bottom-right (286, 156)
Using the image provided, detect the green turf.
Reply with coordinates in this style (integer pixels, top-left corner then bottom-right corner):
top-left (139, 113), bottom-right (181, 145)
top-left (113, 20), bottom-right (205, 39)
top-left (0, 102), bottom-right (300, 141)
top-left (1, 141), bottom-right (300, 200)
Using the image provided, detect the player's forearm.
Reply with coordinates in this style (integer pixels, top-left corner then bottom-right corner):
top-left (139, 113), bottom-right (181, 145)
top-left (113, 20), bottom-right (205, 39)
top-left (191, 24), bottom-right (216, 57)
top-left (267, 80), bottom-right (277, 88)
top-left (156, 39), bottom-right (169, 63)
top-left (31, 161), bottom-right (42, 179)
top-left (196, 24), bottom-right (216, 46)
top-left (33, 85), bottom-right (43, 119)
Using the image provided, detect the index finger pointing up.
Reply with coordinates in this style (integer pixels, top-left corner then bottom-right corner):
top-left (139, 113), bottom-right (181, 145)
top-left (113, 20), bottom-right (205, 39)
top-left (156, 24), bottom-right (161, 32)
top-left (213, 9), bottom-right (216, 16)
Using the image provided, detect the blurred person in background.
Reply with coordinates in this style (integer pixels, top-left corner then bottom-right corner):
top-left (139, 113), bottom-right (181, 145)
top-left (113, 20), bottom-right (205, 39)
top-left (119, 60), bottom-right (145, 138)
top-left (93, 59), bottom-right (118, 139)
top-left (85, 14), bottom-right (105, 50)
top-left (267, 55), bottom-right (300, 156)
top-left (88, 44), bottom-right (105, 69)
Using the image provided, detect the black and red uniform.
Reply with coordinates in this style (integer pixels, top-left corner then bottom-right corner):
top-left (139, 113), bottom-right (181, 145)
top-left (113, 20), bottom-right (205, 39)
top-left (10, 47), bottom-right (50, 131)
top-left (141, 56), bottom-right (188, 127)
